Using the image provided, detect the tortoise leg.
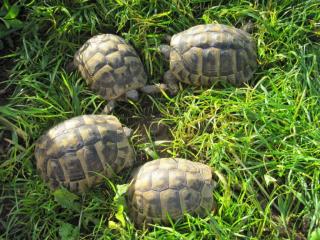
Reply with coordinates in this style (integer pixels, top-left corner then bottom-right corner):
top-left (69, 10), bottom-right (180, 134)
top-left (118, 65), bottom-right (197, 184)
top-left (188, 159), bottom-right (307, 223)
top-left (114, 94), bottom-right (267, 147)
top-left (164, 34), bottom-right (172, 43)
top-left (122, 126), bottom-right (133, 137)
top-left (159, 44), bottom-right (171, 60)
top-left (139, 84), bottom-right (168, 94)
top-left (66, 59), bottom-right (77, 73)
top-left (240, 20), bottom-right (255, 33)
top-left (164, 71), bottom-right (179, 94)
top-left (125, 89), bottom-right (139, 101)
top-left (103, 100), bottom-right (116, 114)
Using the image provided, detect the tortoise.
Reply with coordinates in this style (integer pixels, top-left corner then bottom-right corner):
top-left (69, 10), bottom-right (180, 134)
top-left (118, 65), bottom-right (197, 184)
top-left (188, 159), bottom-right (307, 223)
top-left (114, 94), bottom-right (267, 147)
top-left (160, 23), bottom-right (257, 93)
top-left (126, 158), bottom-right (216, 226)
top-left (34, 115), bottom-right (135, 193)
top-left (73, 34), bottom-right (167, 112)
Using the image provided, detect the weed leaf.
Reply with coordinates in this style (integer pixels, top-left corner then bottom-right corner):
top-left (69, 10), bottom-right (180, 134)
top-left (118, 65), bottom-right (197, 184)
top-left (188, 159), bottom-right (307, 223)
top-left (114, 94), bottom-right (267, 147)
top-left (59, 222), bottom-right (80, 240)
top-left (53, 188), bottom-right (80, 211)
top-left (310, 228), bottom-right (320, 240)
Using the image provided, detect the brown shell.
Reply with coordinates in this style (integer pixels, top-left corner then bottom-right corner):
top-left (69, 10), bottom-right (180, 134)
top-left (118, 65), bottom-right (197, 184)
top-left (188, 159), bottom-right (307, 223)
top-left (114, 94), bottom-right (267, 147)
top-left (169, 24), bottom-right (257, 85)
top-left (127, 158), bottom-right (215, 226)
top-left (35, 115), bottom-right (135, 193)
top-left (74, 34), bottom-right (147, 100)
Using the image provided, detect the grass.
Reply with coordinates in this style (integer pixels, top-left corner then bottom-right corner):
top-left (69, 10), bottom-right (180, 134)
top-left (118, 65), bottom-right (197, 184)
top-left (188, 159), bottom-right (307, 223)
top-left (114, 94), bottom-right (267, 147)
top-left (0, 0), bottom-right (319, 239)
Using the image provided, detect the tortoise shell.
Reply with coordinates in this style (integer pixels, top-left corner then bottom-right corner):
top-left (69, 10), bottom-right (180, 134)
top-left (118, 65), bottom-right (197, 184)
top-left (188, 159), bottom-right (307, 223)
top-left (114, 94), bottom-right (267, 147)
top-left (168, 24), bottom-right (257, 86)
top-left (127, 158), bottom-right (215, 226)
top-left (74, 34), bottom-right (147, 100)
top-left (35, 115), bottom-right (135, 193)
